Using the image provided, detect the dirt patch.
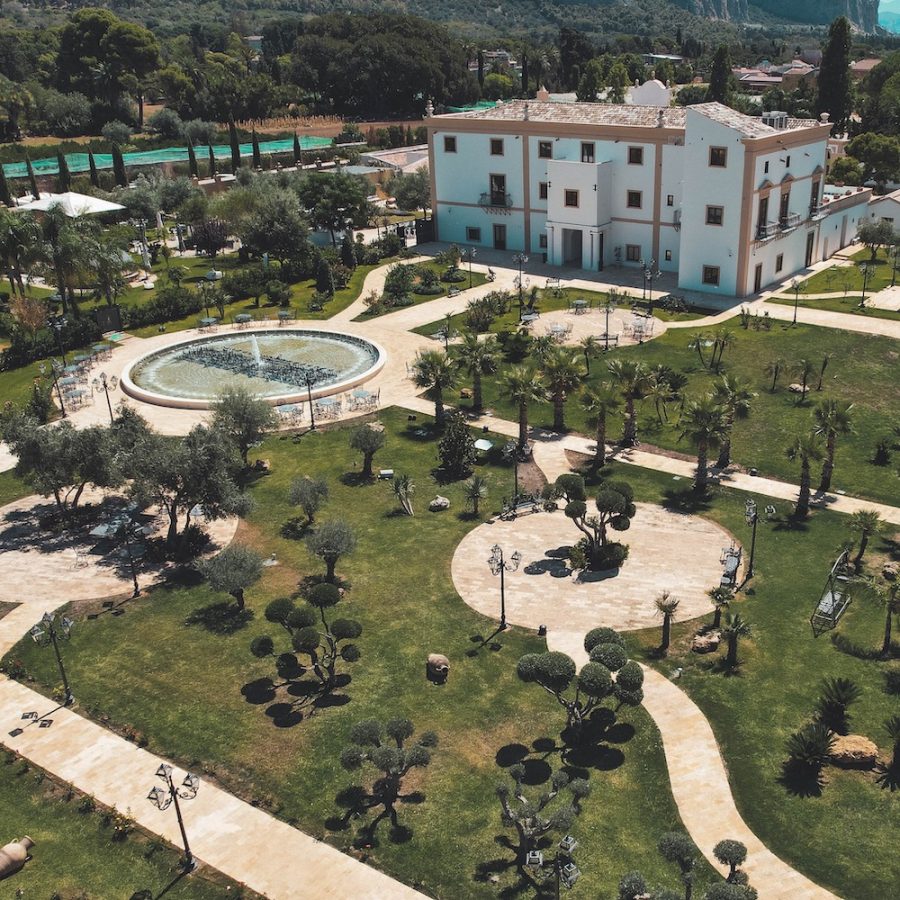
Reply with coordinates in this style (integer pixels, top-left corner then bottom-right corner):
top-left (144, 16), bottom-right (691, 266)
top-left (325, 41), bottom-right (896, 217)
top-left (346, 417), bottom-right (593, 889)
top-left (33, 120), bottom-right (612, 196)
top-left (517, 457), bottom-right (547, 496)
top-left (0, 602), bottom-right (19, 621)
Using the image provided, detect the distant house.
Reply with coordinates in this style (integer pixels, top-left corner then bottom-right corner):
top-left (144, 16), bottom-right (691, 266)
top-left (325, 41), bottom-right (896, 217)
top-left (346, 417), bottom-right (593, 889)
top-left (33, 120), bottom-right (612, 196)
top-left (867, 187), bottom-right (900, 224)
top-left (850, 58), bottom-right (881, 81)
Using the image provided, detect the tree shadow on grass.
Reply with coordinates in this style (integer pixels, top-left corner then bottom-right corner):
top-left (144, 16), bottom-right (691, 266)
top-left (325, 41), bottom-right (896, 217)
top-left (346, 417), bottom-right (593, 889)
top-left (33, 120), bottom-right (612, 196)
top-left (777, 760), bottom-right (826, 798)
top-left (662, 486), bottom-right (714, 515)
top-left (875, 763), bottom-right (900, 792)
top-left (241, 678), bottom-right (276, 705)
top-left (340, 472), bottom-right (375, 487)
top-left (831, 632), bottom-right (900, 661)
top-left (184, 601), bottom-right (254, 635)
top-left (280, 516), bottom-right (310, 540)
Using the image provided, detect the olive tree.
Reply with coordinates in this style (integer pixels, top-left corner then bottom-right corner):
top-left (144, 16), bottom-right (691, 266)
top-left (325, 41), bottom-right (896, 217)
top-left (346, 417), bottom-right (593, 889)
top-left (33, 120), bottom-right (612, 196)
top-left (198, 543), bottom-right (263, 610)
top-left (497, 765), bottom-right (590, 864)
top-left (288, 475), bottom-right (328, 525)
top-left (211, 385), bottom-right (278, 467)
top-left (658, 831), bottom-right (697, 900)
top-left (305, 518), bottom-right (356, 582)
top-left (349, 424), bottom-right (386, 479)
top-left (561, 478), bottom-right (636, 571)
top-left (516, 627), bottom-right (643, 737)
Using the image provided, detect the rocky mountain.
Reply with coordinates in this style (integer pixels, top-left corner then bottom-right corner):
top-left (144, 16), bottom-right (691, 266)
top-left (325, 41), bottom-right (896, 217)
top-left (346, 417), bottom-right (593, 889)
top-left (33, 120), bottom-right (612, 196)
top-left (675, 0), bottom-right (879, 30)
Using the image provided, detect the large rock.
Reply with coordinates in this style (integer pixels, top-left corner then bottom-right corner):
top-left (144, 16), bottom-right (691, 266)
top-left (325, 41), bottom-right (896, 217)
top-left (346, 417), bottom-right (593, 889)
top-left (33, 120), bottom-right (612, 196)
top-left (691, 631), bottom-right (721, 653)
top-left (829, 734), bottom-right (878, 770)
top-left (882, 562), bottom-right (899, 582)
top-left (429, 495), bottom-right (450, 512)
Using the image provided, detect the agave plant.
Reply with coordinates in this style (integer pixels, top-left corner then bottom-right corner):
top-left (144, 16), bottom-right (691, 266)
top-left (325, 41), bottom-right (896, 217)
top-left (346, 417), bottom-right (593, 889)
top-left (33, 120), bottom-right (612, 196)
top-left (814, 676), bottom-right (862, 735)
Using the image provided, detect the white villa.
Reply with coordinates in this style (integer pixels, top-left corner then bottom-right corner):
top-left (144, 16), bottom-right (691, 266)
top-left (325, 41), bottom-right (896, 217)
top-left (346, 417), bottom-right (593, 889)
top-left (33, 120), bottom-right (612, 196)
top-left (426, 100), bottom-right (871, 297)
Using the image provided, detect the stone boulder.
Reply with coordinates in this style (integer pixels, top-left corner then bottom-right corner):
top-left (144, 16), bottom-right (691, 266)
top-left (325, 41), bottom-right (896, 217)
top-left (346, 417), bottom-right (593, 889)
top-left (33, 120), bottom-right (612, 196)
top-left (829, 734), bottom-right (878, 770)
top-left (429, 495), bottom-right (450, 512)
top-left (691, 631), bottom-right (721, 653)
top-left (882, 562), bottom-right (899, 582)
top-left (426, 653), bottom-right (450, 684)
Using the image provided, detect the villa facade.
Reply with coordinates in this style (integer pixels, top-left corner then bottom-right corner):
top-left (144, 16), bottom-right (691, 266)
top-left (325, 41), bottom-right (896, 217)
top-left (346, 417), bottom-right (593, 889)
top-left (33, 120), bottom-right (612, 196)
top-left (426, 100), bottom-right (870, 297)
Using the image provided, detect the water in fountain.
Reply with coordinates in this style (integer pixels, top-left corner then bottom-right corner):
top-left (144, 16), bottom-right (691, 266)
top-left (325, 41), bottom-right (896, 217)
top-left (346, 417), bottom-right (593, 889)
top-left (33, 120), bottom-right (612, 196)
top-left (250, 334), bottom-right (263, 369)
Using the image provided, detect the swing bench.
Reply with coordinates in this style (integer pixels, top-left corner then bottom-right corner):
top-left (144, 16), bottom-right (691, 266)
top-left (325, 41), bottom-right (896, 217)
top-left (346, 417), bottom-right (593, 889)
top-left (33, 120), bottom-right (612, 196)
top-left (810, 549), bottom-right (854, 636)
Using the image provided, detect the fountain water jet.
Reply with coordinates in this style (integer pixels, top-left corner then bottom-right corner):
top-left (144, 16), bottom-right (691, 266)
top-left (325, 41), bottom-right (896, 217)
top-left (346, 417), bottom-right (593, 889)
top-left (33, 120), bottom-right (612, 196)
top-left (250, 334), bottom-right (264, 369)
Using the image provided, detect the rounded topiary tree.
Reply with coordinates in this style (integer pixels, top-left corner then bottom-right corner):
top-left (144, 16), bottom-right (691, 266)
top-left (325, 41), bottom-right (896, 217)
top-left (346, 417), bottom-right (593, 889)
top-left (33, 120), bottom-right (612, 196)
top-left (305, 519), bottom-right (356, 582)
top-left (563, 479), bottom-right (636, 571)
top-left (713, 839), bottom-right (748, 884)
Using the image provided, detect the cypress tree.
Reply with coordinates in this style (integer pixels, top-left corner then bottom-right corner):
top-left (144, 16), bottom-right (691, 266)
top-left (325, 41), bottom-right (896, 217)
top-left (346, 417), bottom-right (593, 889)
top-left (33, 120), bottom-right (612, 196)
top-left (56, 151), bottom-right (71, 192)
top-left (0, 166), bottom-right (12, 207)
top-left (340, 232), bottom-right (356, 269)
top-left (816, 16), bottom-right (853, 131)
top-left (251, 127), bottom-right (262, 168)
top-left (88, 151), bottom-right (100, 188)
top-left (229, 120), bottom-right (241, 171)
top-left (112, 144), bottom-right (128, 187)
top-left (706, 44), bottom-right (732, 104)
top-left (208, 144), bottom-right (217, 177)
top-left (522, 52), bottom-right (530, 98)
top-left (293, 131), bottom-right (302, 166)
top-left (25, 153), bottom-right (39, 199)
top-left (477, 50), bottom-right (484, 87)
top-left (187, 139), bottom-right (199, 178)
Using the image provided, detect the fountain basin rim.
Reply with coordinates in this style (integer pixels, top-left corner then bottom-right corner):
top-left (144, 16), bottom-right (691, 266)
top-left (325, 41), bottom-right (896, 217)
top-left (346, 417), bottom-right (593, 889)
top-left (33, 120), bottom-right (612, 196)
top-left (120, 327), bottom-right (386, 410)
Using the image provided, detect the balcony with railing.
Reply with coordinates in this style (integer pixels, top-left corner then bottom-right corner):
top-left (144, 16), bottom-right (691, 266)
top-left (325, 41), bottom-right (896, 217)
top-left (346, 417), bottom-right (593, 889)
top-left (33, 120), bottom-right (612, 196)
top-left (756, 221), bottom-right (779, 240)
top-left (780, 212), bottom-right (802, 231)
top-left (809, 204), bottom-right (826, 221)
top-left (479, 191), bottom-right (513, 209)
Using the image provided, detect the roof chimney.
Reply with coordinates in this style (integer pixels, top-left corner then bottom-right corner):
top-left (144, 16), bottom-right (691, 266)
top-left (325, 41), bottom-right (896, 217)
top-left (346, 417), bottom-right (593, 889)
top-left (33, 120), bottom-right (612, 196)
top-left (425, 98), bottom-right (434, 118)
top-left (523, 102), bottom-right (530, 121)
top-left (657, 109), bottom-right (665, 128)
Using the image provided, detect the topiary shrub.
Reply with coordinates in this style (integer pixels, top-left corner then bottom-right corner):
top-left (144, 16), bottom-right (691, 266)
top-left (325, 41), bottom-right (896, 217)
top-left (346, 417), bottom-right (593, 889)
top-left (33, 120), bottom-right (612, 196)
top-left (594, 542), bottom-right (629, 571)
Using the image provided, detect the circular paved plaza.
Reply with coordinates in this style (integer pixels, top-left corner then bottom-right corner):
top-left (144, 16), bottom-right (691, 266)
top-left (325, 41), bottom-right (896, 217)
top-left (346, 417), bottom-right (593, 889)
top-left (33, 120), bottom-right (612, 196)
top-left (451, 502), bottom-right (735, 636)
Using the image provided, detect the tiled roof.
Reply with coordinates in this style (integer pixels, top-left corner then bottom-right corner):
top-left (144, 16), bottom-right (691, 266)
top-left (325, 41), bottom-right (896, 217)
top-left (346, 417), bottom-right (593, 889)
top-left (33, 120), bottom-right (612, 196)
top-left (437, 99), bottom-right (687, 129)
top-left (688, 103), bottom-right (824, 138)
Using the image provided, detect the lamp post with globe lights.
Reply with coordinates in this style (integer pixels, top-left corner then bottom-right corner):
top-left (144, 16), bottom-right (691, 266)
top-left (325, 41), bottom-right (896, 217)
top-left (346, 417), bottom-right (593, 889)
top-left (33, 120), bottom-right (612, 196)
top-left (147, 764), bottom-right (200, 872)
top-left (488, 544), bottom-right (522, 630)
top-left (744, 498), bottom-right (759, 581)
top-left (92, 372), bottom-right (119, 423)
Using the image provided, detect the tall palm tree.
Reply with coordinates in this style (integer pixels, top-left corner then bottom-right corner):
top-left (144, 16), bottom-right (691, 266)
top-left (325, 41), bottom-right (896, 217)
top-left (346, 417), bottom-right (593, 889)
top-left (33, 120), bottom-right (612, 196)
top-left (785, 431), bottom-right (825, 517)
top-left (499, 365), bottom-right (546, 450)
top-left (607, 358), bottom-right (648, 446)
top-left (0, 208), bottom-right (40, 299)
top-left (655, 590), bottom-right (679, 653)
top-left (579, 381), bottom-right (621, 466)
top-left (687, 332), bottom-right (711, 369)
top-left (578, 335), bottom-right (602, 374)
top-left (849, 509), bottom-right (883, 573)
top-left (853, 578), bottom-right (900, 658)
top-left (412, 349), bottom-right (456, 428)
top-left (645, 373), bottom-right (672, 424)
top-left (708, 586), bottom-right (732, 629)
top-left (541, 346), bottom-right (584, 432)
top-left (679, 395), bottom-right (728, 492)
top-left (712, 375), bottom-right (754, 468)
top-left (764, 356), bottom-right (786, 393)
top-left (455, 333), bottom-right (499, 412)
top-left (813, 399), bottom-right (854, 492)
top-left (721, 611), bottom-right (753, 667)
top-left (711, 327), bottom-right (736, 370)
top-left (816, 352), bottom-right (832, 391)
top-left (792, 358), bottom-right (816, 403)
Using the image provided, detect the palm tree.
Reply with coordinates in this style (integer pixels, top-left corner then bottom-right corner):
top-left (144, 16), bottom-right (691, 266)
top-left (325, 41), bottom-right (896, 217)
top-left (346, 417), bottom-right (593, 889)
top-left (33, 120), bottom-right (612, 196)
top-left (814, 676), bottom-right (862, 734)
top-left (849, 509), bottom-right (883, 573)
top-left (854, 578), bottom-right (900, 657)
top-left (816, 352), bottom-right (832, 391)
top-left (607, 358), bottom-right (648, 446)
top-left (645, 374), bottom-right (672, 424)
top-left (579, 382), bottom-right (621, 466)
top-left (679, 395), bottom-right (728, 492)
top-left (764, 356), bottom-right (786, 393)
top-left (785, 431), bottom-right (825, 517)
top-left (721, 611), bottom-right (753, 667)
top-left (708, 586), bottom-right (733, 629)
top-left (712, 374), bottom-right (754, 468)
top-left (655, 590), bottom-right (680, 653)
top-left (687, 332), bottom-right (711, 369)
top-left (392, 474), bottom-right (415, 516)
top-left (0, 208), bottom-right (40, 299)
top-left (884, 715), bottom-right (900, 771)
top-left (578, 335), bottom-right (602, 374)
top-left (455, 333), bottom-right (499, 412)
top-left (711, 328), bottom-right (736, 371)
top-left (541, 346), bottom-right (584, 432)
top-left (813, 399), bottom-right (854, 492)
top-left (463, 474), bottom-right (489, 516)
top-left (499, 365), bottom-right (545, 450)
top-left (412, 349), bottom-right (456, 428)
top-left (792, 358), bottom-right (816, 403)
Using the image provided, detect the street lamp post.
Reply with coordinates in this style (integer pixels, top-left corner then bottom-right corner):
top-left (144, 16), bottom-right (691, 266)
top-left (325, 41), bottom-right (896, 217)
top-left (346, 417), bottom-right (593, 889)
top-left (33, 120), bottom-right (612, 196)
top-left (858, 262), bottom-right (873, 308)
top-left (92, 372), bottom-right (119, 423)
top-left (790, 278), bottom-right (802, 325)
top-left (38, 361), bottom-right (67, 419)
top-left (640, 258), bottom-right (661, 313)
top-left (48, 315), bottom-right (68, 365)
top-left (147, 764), bottom-right (200, 872)
top-left (30, 612), bottom-right (75, 706)
top-left (744, 498), bottom-right (758, 580)
top-left (512, 252), bottom-right (529, 315)
top-left (488, 544), bottom-right (522, 630)
top-left (463, 247), bottom-right (477, 290)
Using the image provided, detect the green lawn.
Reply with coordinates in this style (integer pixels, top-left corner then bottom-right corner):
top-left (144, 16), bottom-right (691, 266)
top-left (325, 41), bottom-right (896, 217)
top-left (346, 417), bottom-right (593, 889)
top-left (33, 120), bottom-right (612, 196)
top-left (3, 410), bottom-right (716, 898)
top-left (768, 293), bottom-right (900, 322)
top-left (606, 463), bottom-right (900, 900)
top-left (353, 261), bottom-right (488, 321)
top-left (469, 317), bottom-right (900, 504)
top-left (802, 247), bottom-right (896, 295)
top-left (0, 470), bottom-right (29, 506)
top-left (0, 754), bottom-right (246, 898)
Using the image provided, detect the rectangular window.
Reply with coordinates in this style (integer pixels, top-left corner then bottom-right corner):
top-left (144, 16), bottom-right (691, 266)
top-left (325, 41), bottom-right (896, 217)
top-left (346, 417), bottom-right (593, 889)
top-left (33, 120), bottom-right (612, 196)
top-left (490, 138), bottom-right (504, 156)
top-left (764, 160), bottom-right (769, 174)
top-left (626, 244), bottom-right (641, 262)
top-left (775, 253), bottom-right (783, 273)
top-left (785, 155), bottom-right (791, 167)
top-left (810, 180), bottom-right (820, 212)
top-left (489, 173), bottom-right (507, 206)
top-left (702, 265), bottom-right (720, 286)
top-left (539, 234), bottom-right (548, 248)
top-left (538, 140), bottom-right (553, 159)
top-left (779, 191), bottom-right (790, 222)
top-left (466, 226), bottom-right (481, 242)
top-left (706, 205), bottom-right (724, 226)
top-left (664, 249), bottom-right (672, 262)
top-left (443, 136), bottom-right (457, 153)
top-left (564, 189), bottom-right (579, 208)
top-left (628, 146), bottom-right (644, 165)
top-left (709, 146), bottom-right (727, 167)
top-left (627, 190), bottom-right (642, 209)
top-left (666, 194), bottom-right (674, 207)
top-left (539, 181), bottom-right (548, 200)
top-left (581, 142), bottom-right (595, 164)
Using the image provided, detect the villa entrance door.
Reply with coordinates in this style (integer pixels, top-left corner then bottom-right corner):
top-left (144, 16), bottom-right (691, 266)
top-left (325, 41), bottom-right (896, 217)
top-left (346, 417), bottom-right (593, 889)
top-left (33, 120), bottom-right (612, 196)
top-left (493, 223), bottom-right (507, 251)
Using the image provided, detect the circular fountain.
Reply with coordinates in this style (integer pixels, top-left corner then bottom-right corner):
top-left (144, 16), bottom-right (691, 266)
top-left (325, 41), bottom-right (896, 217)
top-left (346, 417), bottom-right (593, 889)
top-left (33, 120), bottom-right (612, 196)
top-left (121, 329), bottom-right (385, 409)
